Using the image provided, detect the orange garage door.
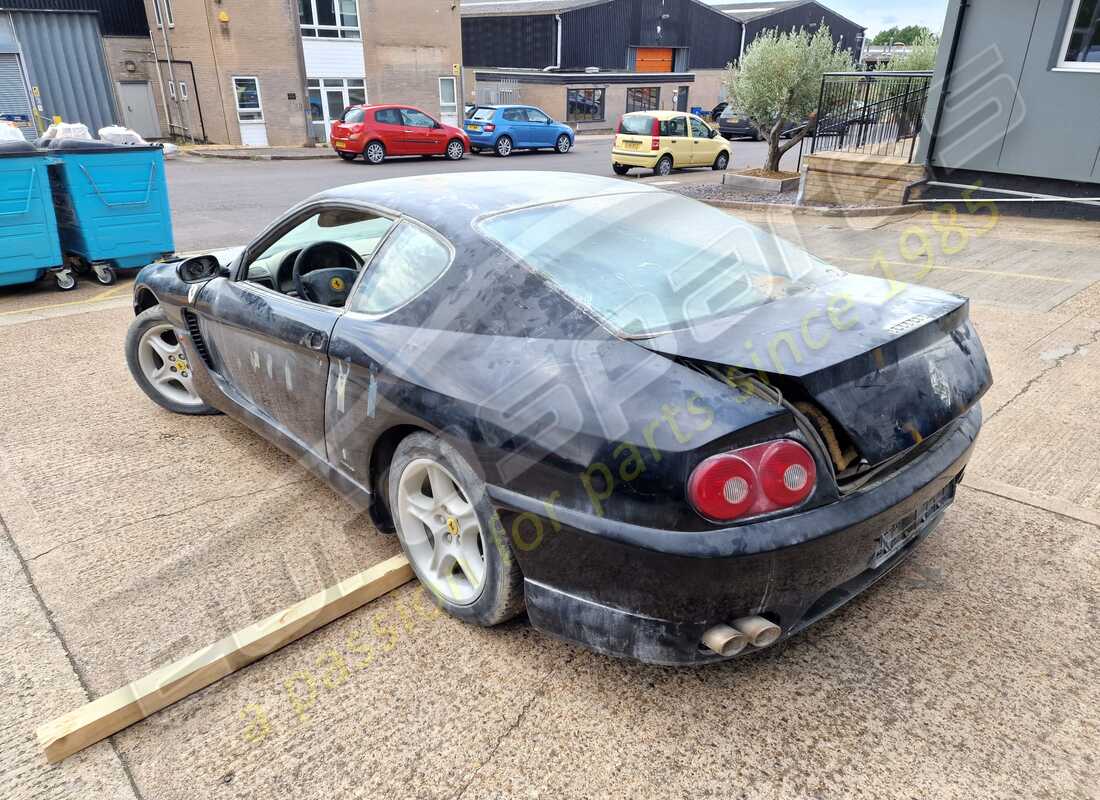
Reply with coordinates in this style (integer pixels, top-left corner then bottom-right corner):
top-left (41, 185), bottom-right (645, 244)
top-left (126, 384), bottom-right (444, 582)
top-left (635, 48), bottom-right (674, 72)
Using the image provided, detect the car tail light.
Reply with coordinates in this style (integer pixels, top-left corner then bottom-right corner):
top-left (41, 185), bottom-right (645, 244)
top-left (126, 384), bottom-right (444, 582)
top-left (651, 116), bottom-right (660, 150)
top-left (687, 440), bottom-right (816, 522)
top-left (484, 123), bottom-right (496, 132)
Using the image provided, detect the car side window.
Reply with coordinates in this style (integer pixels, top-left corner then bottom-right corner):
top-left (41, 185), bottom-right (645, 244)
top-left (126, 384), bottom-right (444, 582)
top-left (665, 116), bottom-right (687, 137)
top-left (502, 108), bottom-right (527, 122)
top-left (348, 222), bottom-right (452, 315)
top-left (375, 108), bottom-right (401, 125)
top-left (401, 109), bottom-right (436, 128)
top-left (690, 117), bottom-right (711, 138)
top-left (245, 209), bottom-right (394, 295)
top-left (525, 108), bottom-right (549, 124)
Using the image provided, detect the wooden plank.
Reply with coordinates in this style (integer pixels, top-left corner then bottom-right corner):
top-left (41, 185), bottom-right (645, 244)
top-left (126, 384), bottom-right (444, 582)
top-left (37, 553), bottom-right (413, 763)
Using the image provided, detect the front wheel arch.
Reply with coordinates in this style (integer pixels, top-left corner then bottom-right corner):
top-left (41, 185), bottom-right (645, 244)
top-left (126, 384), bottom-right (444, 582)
top-left (134, 286), bottom-right (159, 315)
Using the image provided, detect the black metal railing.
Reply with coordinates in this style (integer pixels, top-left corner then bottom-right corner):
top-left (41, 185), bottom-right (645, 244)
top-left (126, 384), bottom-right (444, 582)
top-left (808, 71), bottom-right (933, 163)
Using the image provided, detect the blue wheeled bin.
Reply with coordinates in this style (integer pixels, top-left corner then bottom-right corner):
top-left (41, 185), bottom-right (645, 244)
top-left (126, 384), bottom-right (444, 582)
top-left (0, 140), bottom-right (72, 291)
top-left (46, 138), bottom-right (174, 286)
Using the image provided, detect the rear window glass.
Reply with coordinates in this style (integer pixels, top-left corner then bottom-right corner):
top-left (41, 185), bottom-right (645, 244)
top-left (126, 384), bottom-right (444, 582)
top-left (471, 108), bottom-right (496, 121)
top-left (342, 107), bottom-right (364, 123)
top-left (720, 107), bottom-right (743, 119)
top-left (478, 193), bottom-right (836, 338)
top-left (619, 115), bottom-right (654, 135)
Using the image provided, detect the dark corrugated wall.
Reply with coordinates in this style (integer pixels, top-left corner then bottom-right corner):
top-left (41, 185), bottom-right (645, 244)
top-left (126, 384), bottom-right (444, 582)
top-left (462, 15), bottom-right (558, 68)
top-left (0, 0), bottom-right (149, 37)
top-left (745, 1), bottom-right (864, 58)
top-left (559, 0), bottom-right (740, 70)
top-left (11, 11), bottom-right (118, 131)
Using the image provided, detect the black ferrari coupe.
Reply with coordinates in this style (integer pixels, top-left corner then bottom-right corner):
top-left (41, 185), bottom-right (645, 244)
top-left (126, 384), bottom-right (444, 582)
top-left (126, 172), bottom-right (991, 665)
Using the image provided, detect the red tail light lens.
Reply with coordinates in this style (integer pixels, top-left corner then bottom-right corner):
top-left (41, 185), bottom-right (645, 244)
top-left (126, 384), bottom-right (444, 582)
top-left (651, 117), bottom-right (660, 150)
top-left (484, 123), bottom-right (496, 132)
top-left (688, 440), bottom-right (817, 522)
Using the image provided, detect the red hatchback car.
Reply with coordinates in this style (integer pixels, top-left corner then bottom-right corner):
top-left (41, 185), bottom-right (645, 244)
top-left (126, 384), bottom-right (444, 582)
top-left (330, 104), bottom-right (470, 164)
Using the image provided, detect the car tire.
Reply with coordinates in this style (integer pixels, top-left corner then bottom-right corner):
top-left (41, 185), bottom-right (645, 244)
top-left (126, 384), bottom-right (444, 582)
top-left (470, 146), bottom-right (481, 154)
top-left (753, 130), bottom-right (764, 142)
top-left (445, 138), bottom-right (465, 161)
top-left (653, 154), bottom-right (673, 176)
top-left (337, 151), bottom-right (357, 161)
top-left (364, 141), bottom-right (386, 164)
top-left (494, 135), bottom-right (513, 157)
top-left (388, 432), bottom-right (524, 626)
top-left (612, 163), bottom-right (630, 175)
top-left (555, 134), bottom-right (571, 153)
top-left (125, 306), bottom-right (219, 416)
top-left (712, 151), bottom-right (729, 171)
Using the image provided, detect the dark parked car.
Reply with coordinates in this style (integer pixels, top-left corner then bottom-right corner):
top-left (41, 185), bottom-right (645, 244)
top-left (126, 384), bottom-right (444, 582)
top-left (125, 173), bottom-right (991, 665)
top-left (717, 106), bottom-right (810, 140)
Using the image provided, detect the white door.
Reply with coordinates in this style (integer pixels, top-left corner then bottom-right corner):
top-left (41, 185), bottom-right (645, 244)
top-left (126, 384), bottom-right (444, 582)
top-left (438, 76), bottom-right (457, 126)
top-left (233, 76), bottom-right (268, 146)
top-left (117, 81), bottom-right (159, 138)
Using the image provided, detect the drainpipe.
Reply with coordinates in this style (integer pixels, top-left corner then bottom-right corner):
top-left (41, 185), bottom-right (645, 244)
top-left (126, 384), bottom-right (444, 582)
top-left (153, 0), bottom-right (190, 142)
top-left (555, 14), bottom-right (562, 68)
top-left (148, 32), bottom-right (172, 139)
top-left (924, 0), bottom-right (969, 169)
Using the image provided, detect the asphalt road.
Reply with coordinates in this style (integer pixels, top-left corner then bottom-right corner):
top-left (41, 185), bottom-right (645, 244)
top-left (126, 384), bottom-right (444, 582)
top-left (166, 134), bottom-right (802, 251)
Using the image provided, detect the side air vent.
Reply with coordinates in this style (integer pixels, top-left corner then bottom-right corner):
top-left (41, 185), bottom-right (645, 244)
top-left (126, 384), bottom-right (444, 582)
top-left (181, 309), bottom-right (215, 369)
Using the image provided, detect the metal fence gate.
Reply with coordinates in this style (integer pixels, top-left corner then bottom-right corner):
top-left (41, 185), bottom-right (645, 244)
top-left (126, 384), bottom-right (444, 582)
top-left (475, 79), bottom-right (520, 106)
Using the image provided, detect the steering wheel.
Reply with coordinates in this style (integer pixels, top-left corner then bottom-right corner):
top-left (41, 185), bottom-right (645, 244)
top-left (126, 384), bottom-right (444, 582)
top-left (292, 241), bottom-right (363, 306)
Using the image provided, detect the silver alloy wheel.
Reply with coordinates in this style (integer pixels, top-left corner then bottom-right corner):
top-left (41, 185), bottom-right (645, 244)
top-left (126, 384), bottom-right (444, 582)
top-left (496, 136), bottom-right (512, 156)
top-left (446, 139), bottom-right (464, 160)
top-left (715, 152), bottom-right (729, 170)
top-left (136, 323), bottom-right (205, 409)
top-left (366, 142), bottom-right (385, 163)
top-left (656, 156), bottom-right (672, 175)
top-left (396, 458), bottom-right (487, 605)
top-left (556, 134), bottom-right (570, 153)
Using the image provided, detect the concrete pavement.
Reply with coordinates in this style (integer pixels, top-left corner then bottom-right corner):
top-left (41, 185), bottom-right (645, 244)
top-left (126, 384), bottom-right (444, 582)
top-left (0, 206), bottom-right (1097, 799)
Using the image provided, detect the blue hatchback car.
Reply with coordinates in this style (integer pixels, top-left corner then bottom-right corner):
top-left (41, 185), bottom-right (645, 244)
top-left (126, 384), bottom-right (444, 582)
top-left (464, 105), bottom-right (575, 157)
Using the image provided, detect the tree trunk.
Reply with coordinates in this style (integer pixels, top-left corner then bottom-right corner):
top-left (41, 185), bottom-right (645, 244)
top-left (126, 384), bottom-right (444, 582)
top-left (765, 122), bottom-right (784, 172)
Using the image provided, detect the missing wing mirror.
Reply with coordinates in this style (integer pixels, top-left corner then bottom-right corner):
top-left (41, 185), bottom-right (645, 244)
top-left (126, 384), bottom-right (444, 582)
top-left (177, 254), bottom-right (222, 283)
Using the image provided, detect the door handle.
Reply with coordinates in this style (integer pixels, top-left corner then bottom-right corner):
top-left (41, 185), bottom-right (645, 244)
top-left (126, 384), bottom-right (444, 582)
top-left (306, 332), bottom-right (327, 350)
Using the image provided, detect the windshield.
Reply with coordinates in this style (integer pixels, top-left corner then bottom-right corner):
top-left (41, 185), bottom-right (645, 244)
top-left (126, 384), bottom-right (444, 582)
top-left (619, 115), bottom-right (654, 135)
top-left (478, 192), bottom-right (838, 337)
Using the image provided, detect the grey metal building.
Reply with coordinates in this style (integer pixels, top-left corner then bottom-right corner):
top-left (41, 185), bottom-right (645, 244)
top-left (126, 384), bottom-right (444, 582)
top-left (919, 0), bottom-right (1100, 195)
top-left (0, 1), bottom-right (150, 139)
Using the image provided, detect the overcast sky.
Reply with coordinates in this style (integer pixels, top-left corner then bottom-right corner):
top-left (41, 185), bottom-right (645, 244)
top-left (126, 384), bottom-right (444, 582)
top-left (821, 1), bottom-right (950, 37)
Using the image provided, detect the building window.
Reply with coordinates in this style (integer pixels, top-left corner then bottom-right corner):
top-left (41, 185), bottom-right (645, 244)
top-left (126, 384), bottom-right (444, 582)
top-left (1059, 0), bottom-right (1100, 69)
top-left (625, 87), bottom-right (660, 112)
top-left (299, 0), bottom-right (361, 39)
top-left (567, 88), bottom-right (605, 122)
top-left (152, 0), bottom-right (174, 28)
top-left (233, 77), bottom-right (264, 122)
top-left (438, 76), bottom-right (457, 123)
top-left (308, 78), bottom-right (366, 141)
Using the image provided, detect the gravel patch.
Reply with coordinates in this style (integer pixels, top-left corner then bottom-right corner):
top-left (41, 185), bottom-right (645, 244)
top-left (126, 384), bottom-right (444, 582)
top-left (668, 182), bottom-right (798, 205)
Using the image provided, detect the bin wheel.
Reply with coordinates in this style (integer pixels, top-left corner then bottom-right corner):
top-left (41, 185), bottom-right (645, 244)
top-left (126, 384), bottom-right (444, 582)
top-left (56, 271), bottom-right (77, 291)
top-left (93, 264), bottom-right (117, 286)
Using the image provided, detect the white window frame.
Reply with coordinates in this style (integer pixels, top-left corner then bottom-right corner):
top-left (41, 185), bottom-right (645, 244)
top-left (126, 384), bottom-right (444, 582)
top-left (178, 81), bottom-right (188, 101)
top-left (233, 76), bottom-right (264, 123)
top-left (307, 78), bottom-right (366, 140)
top-left (167, 79), bottom-right (176, 101)
top-left (299, 0), bottom-right (361, 39)
top-left (438, 76), bottom-right (457, 117)
top-left (1056, 0), bottom-right (1100, 71)
top-left (152, 0), bottom-right (174, 29)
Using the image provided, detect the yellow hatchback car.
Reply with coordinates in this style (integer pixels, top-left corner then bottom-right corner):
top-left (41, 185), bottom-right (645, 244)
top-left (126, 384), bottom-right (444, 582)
top-left (611, 109), bottom-right (731, 177)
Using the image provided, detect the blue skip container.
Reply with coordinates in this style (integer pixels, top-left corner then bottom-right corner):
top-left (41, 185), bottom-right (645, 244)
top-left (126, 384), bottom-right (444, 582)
top-left (0, 140), bottom-right (68, 290)
top-left (47, 139), bottom-right (174, 285)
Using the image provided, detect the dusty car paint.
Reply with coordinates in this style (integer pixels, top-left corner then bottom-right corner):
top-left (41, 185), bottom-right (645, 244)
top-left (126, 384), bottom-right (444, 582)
top-left (130, 172), bottom-right (991, 664)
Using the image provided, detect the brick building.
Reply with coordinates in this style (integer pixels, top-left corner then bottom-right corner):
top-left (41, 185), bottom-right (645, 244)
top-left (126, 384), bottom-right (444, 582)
top-left (146, 0), bottom-right (462, 146)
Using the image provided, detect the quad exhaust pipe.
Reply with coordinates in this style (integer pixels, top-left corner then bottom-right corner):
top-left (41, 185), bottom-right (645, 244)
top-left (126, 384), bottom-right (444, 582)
top-left (701, 616), bottom-right (782, 657)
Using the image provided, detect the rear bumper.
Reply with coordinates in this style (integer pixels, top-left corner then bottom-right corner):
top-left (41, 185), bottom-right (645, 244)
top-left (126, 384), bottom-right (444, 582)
top-left (465, 130), bottom-right (496, 147)
top-left (611, 149), bottom-right (659, 167)
top-left (489, 404), bottom-right (981, 665)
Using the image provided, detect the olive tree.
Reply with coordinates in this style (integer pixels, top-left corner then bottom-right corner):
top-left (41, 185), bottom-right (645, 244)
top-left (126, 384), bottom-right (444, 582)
top-left (723, 25), bottom-right (854, 173)
top-left (887, 30), bottom-right (940, 71)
